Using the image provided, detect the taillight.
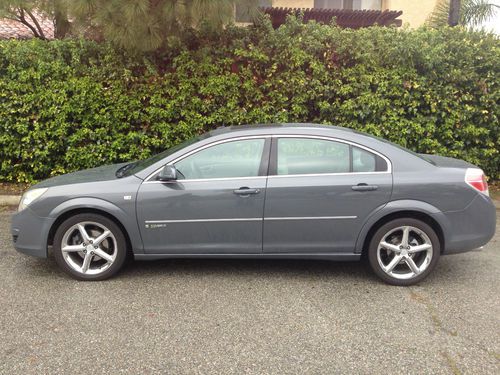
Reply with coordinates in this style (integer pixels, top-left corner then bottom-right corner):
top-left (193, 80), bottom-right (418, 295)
top-left (465, 168), bottom-right (489, 196)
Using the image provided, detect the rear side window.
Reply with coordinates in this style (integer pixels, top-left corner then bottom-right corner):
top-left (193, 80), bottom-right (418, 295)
top-left (352, 146), bottom-right (388, 172)
top-left (276, 138), bottom-right (388, 175)
top-left (277, 138), bottom-right (350, 175)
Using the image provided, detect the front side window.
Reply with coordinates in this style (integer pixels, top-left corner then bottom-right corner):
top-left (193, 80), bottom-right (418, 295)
top-left (276, 138), bottom-right (388, 175)
top-left (175, 139), bottom-right (265, 180)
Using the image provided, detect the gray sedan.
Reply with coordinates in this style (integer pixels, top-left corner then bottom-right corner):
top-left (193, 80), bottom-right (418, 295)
top-left (11, 124), bottom-right (496, 285)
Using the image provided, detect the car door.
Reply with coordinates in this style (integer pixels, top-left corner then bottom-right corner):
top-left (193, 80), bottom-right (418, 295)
top-left (137, 137), bottom-right (270, 254)
top-left (263, 136), bottom-right (392, 254)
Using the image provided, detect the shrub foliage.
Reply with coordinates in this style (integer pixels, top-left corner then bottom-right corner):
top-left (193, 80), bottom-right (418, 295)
top-left (0, 19), bottom-right (499, 182)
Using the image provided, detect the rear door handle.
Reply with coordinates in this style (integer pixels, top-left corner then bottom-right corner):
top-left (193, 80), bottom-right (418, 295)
top-left (352, 183), bottom-right (378, 192)
top-left (233, 187), bottom-right (260, 196)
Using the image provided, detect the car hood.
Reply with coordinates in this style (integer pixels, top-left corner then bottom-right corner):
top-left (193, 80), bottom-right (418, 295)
top-left (31, 162), bottom-right (129, 189)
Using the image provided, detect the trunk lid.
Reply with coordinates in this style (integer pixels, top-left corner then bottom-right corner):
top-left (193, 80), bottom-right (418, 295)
top-left (419, 154), bottom-right (477, 169)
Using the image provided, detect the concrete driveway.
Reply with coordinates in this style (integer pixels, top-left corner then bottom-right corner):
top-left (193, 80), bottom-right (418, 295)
top-left (0, 208), bottom-right (498, 374)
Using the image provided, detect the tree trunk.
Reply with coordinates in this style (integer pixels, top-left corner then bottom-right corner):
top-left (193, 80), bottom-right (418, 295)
top-left (16, 8), bottom-right (44, 39)
top-left (448, 0), bottom-right (461, 26)
top-left (25, 9), bottom-right (46, 39)
top-left (54, 8), bottom-right (71, 39)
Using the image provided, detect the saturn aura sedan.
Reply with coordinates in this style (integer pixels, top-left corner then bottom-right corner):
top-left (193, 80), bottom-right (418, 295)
top-left (11, 124), bottom-right (496, 285)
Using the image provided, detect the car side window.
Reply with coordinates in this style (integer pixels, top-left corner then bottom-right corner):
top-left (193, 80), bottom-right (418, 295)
top-left (277, 138), bottom-right (350, 175)
top-left (352, 146), bottom-right (376, 172)
top-left (352, 146), bottom-right (388, 172)
top-left (174, 139), bottom-right (265, 180)
top-left (276, 138), bottom-right (388, 175)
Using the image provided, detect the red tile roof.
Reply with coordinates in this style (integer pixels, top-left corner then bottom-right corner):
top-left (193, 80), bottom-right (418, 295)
top-left (0, 15), bottom-right (54, 39)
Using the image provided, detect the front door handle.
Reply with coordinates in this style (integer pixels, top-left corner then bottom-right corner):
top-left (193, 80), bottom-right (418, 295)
top-left (233, 187), bottom-right (260, 196)
top-left (352, 183), bottom-right (378, 192)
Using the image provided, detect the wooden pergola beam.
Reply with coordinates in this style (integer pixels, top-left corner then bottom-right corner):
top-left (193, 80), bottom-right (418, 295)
top-left (260, 7), bottom-right (403, 29)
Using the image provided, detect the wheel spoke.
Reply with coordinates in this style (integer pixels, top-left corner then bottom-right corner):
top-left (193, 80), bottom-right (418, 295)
top-left (62, 244), bottom-right (85, 253)
top-left (77, 224), bottom-right (91, 243)
top-left (405, 257), bottom-right (420, 275)
top-left (409, 243), bottom-right (431, 254)
top-left (81, 253), bottom-right (93, 273)
top-left (401, 226), bottom-right (410, 247)
top-left (94, 230), bottom-right (111, 246)
top-left (93, 248), bottom-right (113, 263)
top-left (380, 241), bottom-right (401, 253)
top-left (384, 254), bottom-right (403, 273)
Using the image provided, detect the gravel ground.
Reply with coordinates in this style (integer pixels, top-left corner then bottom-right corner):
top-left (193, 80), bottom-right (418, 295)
top-left (0, 209), bottom-right (498, 374)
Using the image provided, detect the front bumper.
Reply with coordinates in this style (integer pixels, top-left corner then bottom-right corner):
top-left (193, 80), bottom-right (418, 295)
top-left (11, 207), bottom-right (54, 258)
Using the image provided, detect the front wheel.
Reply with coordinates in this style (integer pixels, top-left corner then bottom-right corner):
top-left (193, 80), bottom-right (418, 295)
top-left (367, 218), bottom-right (440, 286)
top-left (53, 213), bottom-right (128, 281)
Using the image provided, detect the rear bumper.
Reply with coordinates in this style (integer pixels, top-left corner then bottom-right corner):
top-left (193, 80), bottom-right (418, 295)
top-left (437, 193), bottom-right (496, 255)
top-left (11, 208), bottom-right (54, 258)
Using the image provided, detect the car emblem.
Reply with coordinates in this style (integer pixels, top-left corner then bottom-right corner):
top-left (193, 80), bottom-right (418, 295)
top-left (145, 223), bottom-right (167, 229)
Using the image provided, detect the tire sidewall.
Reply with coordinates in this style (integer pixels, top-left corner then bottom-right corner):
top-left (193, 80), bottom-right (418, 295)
top-left (368, 218), bottom-right (440, 286)
top-left (53, 213), bottom-right (127, 281)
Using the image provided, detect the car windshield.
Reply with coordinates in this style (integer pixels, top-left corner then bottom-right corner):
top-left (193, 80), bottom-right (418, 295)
top-left (117, 135), bottom-right (205, 178)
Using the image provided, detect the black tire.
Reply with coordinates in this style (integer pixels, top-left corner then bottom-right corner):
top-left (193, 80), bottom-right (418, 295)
top-left (367, 218), bottom-right (440, 286)
top-left (53, 213), bottom-right (128, 281)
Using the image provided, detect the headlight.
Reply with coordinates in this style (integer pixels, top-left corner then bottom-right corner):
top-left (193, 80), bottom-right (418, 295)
top-left (18, 188), bottom-right (48, 211)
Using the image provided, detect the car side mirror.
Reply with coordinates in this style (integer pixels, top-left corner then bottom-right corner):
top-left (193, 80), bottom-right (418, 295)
top-left (157, 165), bottom-right (178, 182)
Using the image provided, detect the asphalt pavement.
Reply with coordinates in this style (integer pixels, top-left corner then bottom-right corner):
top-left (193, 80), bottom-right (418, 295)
top-left (0, 208), bottom-right (498, 374)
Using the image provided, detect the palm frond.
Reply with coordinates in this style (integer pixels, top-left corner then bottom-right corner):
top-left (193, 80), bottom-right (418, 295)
top-left (427, 0), bottom-right (451, 27)
top-left (427, 0), bottom-right (499, 27)
top-left (64, 0), bottom-right (259, 51)
top-left (462, 0), bottom-right (499, 26)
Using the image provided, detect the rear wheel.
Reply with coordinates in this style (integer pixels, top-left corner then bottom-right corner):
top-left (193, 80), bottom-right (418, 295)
top-left (53, 213), bottom-right (127, 281)
top-left (367, 218), bottom-right (440, 286)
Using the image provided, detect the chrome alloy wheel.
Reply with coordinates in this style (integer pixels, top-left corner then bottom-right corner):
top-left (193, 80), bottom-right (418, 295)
top-left (377, 226), bottom-right (433, 280)
top-left (60, 221), bottom-right (118, 276)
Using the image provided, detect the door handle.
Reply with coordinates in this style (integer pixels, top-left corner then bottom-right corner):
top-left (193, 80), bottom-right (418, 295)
top-left (352, 183), bottom-right (378, 192)
top-left (233, 187), bottom-right (260, 196)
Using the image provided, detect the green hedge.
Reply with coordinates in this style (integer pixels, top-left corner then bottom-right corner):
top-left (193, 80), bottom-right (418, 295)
top-left (0, 18), bottom-right (499, 182)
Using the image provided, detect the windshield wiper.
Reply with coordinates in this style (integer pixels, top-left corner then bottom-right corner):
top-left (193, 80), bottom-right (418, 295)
top-left (115, 162), bottom-right (137, 178)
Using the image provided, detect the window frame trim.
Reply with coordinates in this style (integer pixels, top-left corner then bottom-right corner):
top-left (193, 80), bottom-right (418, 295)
top-left (143, 133), bottom-right (392, 184)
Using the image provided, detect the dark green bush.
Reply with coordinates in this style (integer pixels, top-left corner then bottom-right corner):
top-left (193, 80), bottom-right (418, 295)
top-left (0, 18), bottom-right (499, 182)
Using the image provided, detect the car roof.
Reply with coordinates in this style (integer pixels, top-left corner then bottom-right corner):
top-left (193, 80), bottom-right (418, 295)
top-left (208, 123), bottom-right (356, 136)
